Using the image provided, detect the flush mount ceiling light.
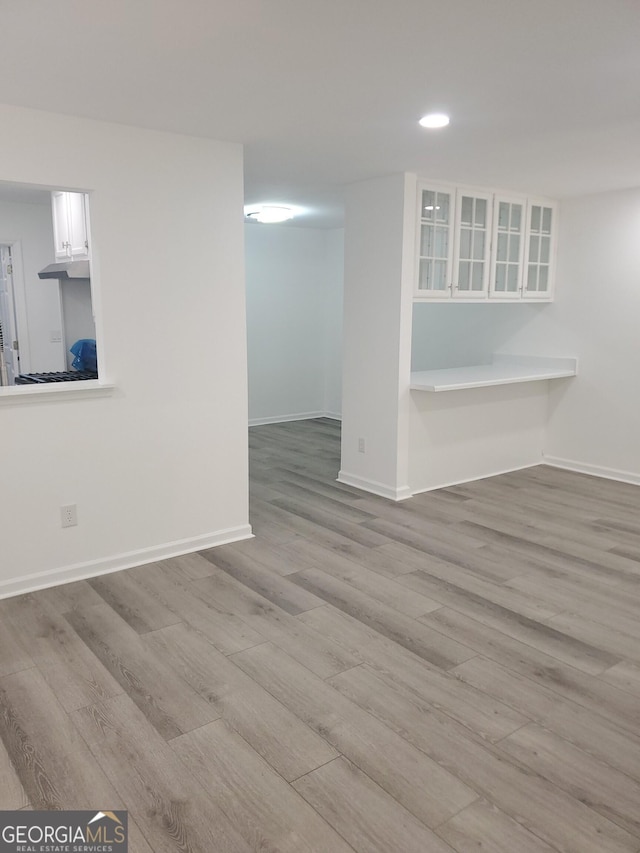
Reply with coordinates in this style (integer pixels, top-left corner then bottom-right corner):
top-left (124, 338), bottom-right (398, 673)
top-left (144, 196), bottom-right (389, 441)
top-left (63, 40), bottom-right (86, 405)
top-left (244, 205), bottom-right (294, 224)
top-left (418, 113), bottom-right (450, 129)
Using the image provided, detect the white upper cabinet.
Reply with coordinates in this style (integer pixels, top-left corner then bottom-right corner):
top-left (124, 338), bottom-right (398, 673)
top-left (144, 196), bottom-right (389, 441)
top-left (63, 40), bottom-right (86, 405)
top-left (52, 191), bottom-right (90, 260)
top-left (66, 192), bottom-right (89, 258)
top-left (415, 181), bottom-right (557, 302)
top-left (523, 199), bottom-right (557, 300)
top-left (453, 188), bottom-right (493, 298)
top-left (416, 185), bottom-right (454, 297)
top-left (489, 194), bottom-right (526, 299)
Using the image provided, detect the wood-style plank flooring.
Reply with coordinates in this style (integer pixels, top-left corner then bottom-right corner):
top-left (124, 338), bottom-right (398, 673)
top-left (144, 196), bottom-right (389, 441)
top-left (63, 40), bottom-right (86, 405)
top-left (2, 417), bottom-right (640, 852)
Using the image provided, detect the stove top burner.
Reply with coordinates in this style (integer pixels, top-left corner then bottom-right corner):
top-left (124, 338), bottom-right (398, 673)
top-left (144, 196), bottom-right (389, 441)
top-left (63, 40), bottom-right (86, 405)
top-left (15, 370), bottom-right (98, 385)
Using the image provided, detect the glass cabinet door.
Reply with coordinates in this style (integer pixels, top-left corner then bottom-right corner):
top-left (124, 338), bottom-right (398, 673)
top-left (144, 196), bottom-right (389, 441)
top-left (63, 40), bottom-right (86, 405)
top-left (416, 186), bottom-right (454, 296)
top-left (414, 184), bottom-right (556, 302)
top-left (524, 200), bottom-right (556, 298)
top-left (490, 195), bottom-right (525, 299)
top-left (453, 189), bottom-right (493, 297)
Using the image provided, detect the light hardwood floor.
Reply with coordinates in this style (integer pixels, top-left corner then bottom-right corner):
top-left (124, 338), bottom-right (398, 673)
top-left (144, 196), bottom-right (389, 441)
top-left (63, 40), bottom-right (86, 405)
top-left (2, 417), bottom-right (640, 852)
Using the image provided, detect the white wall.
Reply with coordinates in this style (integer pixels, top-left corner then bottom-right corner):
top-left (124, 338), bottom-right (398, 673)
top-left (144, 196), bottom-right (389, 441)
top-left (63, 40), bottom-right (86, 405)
top-left (411, 302), bottom-right (550, 370)
top-left (323, 228), bottom-right (344, 418)
top-left (0, 198), bottom-right (64, 373)
top-left (410, 383), bottom-right (548, 492)
top-left (340, 173), bottom-right (416, 500)
top-left (499, 187), bottom-right (640, 482)
top-left (0, 104), bottom-right (249, 596)
top-left (245, 223), bottom-right (343, 424)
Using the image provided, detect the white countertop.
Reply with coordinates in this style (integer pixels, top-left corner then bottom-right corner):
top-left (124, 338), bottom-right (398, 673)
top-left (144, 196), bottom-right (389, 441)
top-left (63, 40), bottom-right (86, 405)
top-left (410, 355), bottom-right (578, 392)
top-left (0, 380), bottom-right (115, 406)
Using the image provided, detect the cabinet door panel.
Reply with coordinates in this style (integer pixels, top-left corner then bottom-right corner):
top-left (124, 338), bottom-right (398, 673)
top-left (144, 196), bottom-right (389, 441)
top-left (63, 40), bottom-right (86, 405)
top-left (474, 198), bottom-right (487, 227)
top-left (453, 189), bottom-right (492, 297)
top-left (419, 259), bottom-right (432, 291)
top-left (489, 194), bottom-right (525, 299)
top-left (538, 265), bottom-right (549, 291)
top-left (508, 234), bottom-right (520, 263)
top-left (471, 262), bottom-right (484, 291)
top-left (421, 223), bottom-right (434, 256)
top-left (52, 191), bottom-right (71, 259)
top-left (51, 192), bottom-right (90, 261)
top-left (530, 205), bottom-right (541, 232)
top-left (67, 193), bottom-right (89, 258)
top-left (415, 185), bottom-right (455, 297)
top-left (434, 226), bottom-right (448, 258)
top-left (496, 232), bottom-right (508, 263)
top-left (506, 265), bottom-right (519, 292)
top-left (433, 259), bottom-right (447, 290)
top-left (460, 196), bottom-right (473, 225)
top-left (540, 235), bottom-right (550, 264)
top-left (472, 230), bottom-right (485, 260)
top-left (459, 227), bottom-right (472, 260)
top-left (458, 261), bottom-right (470, 290)
top-left (523, 200), bottom-right (557, 299)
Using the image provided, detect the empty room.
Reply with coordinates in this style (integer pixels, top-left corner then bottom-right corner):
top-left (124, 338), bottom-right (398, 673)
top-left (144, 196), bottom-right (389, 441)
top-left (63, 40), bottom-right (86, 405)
top-left (1, 1), bottom-right (640, 852)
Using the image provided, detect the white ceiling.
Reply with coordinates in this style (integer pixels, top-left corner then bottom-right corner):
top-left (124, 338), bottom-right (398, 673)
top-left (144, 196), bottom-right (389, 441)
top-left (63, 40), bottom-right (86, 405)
top-left (1, 0), bottom-right (640, 227)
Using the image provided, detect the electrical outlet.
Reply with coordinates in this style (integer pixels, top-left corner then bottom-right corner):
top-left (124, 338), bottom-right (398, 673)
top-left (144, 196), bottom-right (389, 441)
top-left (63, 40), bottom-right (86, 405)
top-left (358, 437), bottom-right (366, 453)
top-left (60, 504), bottom-right (78, 528)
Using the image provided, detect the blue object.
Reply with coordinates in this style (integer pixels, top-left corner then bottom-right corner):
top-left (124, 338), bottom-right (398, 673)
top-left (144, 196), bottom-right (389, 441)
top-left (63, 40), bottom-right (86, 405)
top-left (70, 339), bottom-right (97, 372)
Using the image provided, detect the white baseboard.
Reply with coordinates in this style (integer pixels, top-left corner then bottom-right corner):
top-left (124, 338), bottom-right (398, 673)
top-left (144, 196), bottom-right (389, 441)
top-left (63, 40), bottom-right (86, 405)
top-left (337, 471), bottom-right (412, 502)
top-left (249, 411), bottom-right (326, 427)
top-left (542, 455), bottom-right (640, 487)
top-left (249, 411), bottom-right (342, 426)
top-left (0, 524), bottom-right (253, 601)
top-left (409, 462), bottom-right (541, 496)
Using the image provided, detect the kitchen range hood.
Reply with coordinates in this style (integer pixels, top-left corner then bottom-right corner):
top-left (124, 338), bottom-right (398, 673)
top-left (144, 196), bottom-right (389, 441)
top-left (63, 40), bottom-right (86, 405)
top-left (38, 260), bottom-right (90, 280)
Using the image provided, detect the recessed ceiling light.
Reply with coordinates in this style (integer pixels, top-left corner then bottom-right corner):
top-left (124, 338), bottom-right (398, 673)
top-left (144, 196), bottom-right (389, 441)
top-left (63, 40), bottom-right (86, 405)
top-left (244, 205), bottom-right (294, 224)
top-left (424, 205), bottom-right (441, 211)
top-left (419, 113), bottom-right (450, 129)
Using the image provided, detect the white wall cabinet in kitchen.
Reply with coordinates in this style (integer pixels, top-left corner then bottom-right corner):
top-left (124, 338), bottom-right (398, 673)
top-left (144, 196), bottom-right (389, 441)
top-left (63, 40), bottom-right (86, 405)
top-left (523, 199), bottom-right (557, 300)
top-left (415, 181), bottom-right (557, 302)
top-left (453, 187), bottom-right (493, 298)
top-left (489, 194), bottom-right (526, 299)
top-left (416, 184), bottom-right (454, 296)
top-left (52, 191), bottom-right (90, 260)
top-left (416, 183), bottom-right (493, 300)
